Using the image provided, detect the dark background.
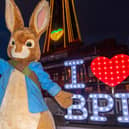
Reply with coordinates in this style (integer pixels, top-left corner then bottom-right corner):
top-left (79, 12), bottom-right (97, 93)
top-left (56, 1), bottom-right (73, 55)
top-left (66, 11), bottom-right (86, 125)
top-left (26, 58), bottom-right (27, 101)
top-left (75, 0), bottom-right (129, 44)
top-left (0, 0), bottom-right (129, 59)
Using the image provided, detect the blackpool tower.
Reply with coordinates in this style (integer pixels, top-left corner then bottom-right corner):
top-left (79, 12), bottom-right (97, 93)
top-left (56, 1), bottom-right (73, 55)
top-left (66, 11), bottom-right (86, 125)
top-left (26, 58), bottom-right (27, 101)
top-left (43, 0), bottom-right (82, 54)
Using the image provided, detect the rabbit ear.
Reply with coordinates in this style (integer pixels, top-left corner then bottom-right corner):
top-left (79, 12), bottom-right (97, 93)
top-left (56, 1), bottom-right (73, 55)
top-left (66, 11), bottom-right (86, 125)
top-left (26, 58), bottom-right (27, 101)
top-left (29, 0), bottom-right (50, 37)
top-left (5, 0), bottom-right (24, 33)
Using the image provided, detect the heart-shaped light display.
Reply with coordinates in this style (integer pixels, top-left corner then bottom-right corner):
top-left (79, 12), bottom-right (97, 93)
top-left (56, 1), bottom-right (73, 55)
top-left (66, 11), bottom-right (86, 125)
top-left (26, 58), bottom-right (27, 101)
top-left (50, 28), bottom-right (64, 41)
top-left (90, 54), bottom-right (129, 87)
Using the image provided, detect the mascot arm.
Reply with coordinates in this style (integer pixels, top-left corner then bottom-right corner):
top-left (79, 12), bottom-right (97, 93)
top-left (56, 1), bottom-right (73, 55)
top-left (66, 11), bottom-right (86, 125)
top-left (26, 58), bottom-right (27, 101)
top-left (29, 62), bottom-right (61, 96)
top-left (29, 62), bottom-right (73, 108)
top-left (54, 90), bottom-right (73, 109)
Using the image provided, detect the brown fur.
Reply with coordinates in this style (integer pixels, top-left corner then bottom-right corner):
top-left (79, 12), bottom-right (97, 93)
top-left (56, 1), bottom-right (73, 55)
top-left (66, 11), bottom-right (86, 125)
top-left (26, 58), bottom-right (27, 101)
top-left (6, 0), bottom-right (50, 63)
top-left (8, 28), bottom-right (41, 62)
top-left (5, 0), bottom-right (24, 33)
top-left (37, 111), bottom-right (56, 129)
top-left (29, 0), bottom-right (50, 39)
top-left (54, 90), bottom-right (73, 108)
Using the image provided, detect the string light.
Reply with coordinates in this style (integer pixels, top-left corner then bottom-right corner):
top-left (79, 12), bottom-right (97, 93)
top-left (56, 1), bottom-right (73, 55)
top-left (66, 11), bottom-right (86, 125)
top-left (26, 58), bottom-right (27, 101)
top-left (89, 94), bottom-right (114, 122)
top-left (64, 59), bottom-right (85, 89)
top-left (65, 94), bottom-right (88, 120)
top-left (115, 93), bottom-right (129, 123)
top-left (64, 55), bottom-right (129, 124)
top-left (50, 28), bottom-right (64, 41)
top-left (91, 54), bottom-right (129, 87)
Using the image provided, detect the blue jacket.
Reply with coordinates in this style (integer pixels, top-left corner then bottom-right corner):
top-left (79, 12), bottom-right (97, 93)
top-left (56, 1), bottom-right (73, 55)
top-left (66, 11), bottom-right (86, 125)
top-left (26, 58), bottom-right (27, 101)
top-left (0, 59), bottom-right (61, 113)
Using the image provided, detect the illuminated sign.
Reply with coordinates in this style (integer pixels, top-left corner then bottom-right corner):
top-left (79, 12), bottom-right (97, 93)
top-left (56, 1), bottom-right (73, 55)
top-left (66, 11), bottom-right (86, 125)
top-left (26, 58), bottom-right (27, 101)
top-left (64, 59), bottom-right (85, 89)
top-left (50, 28), bottom-right (64, 41)
top-left (64, 57), bottom-right (129, 124)
top-left (91, 54), bottom-right (129, 87)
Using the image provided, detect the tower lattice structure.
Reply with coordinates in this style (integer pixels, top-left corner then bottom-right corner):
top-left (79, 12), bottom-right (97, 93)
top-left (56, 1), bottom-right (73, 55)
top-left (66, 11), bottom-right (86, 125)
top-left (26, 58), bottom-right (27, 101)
top-left (43, 0), bottom-right (82, 54)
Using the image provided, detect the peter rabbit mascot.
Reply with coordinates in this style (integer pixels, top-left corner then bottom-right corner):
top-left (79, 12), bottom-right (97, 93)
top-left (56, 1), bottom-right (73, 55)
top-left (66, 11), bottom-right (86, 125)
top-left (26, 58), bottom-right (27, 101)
top-left (0, 0), bottom-right (73, 129)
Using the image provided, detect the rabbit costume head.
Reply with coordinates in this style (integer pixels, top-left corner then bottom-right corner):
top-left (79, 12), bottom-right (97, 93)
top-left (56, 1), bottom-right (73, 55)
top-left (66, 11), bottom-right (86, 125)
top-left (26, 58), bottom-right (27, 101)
top-left (5, 0), bottom-right (50, 63)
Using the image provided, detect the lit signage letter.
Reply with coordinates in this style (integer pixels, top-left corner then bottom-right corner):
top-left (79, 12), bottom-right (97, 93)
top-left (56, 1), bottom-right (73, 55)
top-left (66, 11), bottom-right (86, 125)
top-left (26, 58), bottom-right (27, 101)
top-left (89, 94), bottom-right (114, 122)
top-left (65, 94), bottom-right (88, 120)
top-left (64, 59), bottom-right (87, 120)
top-left (64, 59), bottom-right (85, 89)
top-left (115, 93), bottom-right (129, 123)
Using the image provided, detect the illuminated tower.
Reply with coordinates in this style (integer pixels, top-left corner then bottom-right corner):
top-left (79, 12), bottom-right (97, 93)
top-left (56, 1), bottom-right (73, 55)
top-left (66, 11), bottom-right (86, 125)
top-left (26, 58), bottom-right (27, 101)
top-left (43, 0), bottom-right (82, 54)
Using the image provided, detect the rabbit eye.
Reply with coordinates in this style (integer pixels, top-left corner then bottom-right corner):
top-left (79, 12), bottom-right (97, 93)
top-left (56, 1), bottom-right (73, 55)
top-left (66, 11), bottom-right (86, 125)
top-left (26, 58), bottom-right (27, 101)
top-left (10, 40), bottom-right (15, 46)
top-left (12, 41), bottom-right (15, 45)
top-left (25, 39), bottom-right (35, 48)
top-left (9, 38), bottom-right (15, 46)
top-left (26, 42), bottom-right (32, 47)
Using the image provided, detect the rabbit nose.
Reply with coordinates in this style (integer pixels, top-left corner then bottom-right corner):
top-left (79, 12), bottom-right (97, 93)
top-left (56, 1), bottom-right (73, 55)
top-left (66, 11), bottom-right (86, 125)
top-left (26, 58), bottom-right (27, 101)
top-left (15, 45), bottom-right (23, 52)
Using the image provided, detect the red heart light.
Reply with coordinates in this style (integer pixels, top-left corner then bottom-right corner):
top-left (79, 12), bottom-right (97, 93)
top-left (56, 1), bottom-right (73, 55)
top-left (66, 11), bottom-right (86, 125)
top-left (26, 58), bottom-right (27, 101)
top-left (90, 54), bottom-right (129, 87)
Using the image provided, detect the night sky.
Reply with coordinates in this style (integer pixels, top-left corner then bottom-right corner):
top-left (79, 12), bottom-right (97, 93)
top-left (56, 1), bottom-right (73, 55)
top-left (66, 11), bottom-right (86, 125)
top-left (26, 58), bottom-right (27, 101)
top-left (75, 0), bottom-right (129, 44)
top-left (0, 0), bottom-right (129, 59)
